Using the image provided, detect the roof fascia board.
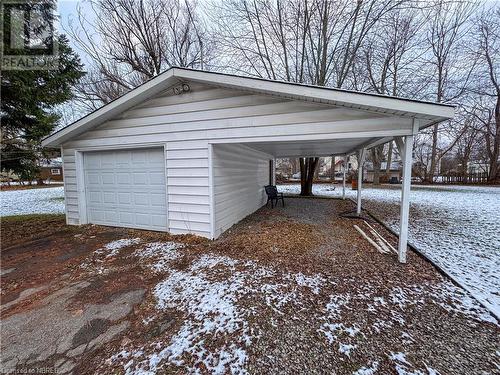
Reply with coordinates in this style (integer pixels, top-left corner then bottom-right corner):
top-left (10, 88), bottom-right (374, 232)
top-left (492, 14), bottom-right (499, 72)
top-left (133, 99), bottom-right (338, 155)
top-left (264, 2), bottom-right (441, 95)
top-left (174, 69), bottom-right (456, 119)
top-left (42, 67), bottom-right (454, 147)
top-left (42, 69), bottom-right (176, 147)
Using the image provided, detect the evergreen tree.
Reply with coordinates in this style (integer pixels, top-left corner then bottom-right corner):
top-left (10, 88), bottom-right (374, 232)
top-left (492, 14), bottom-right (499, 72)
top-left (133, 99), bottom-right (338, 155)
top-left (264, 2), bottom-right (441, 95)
top-left (1, 1), bottom-right (84, 182)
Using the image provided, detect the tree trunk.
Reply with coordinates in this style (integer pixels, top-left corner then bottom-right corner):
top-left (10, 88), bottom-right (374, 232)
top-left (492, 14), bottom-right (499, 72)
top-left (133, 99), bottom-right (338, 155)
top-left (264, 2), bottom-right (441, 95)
top-left (426, 123), bottom-right (439, 183)
top-left (300, 157), bottom-right (319, 196)
top-left (371, 146), bottom-right (383, 185)
top-left (386, 142), bottom-right (393, 174)
top-left (291, 158), bottom-right (299, 175)
top-left (488, 97), bottom-right (500, 183)
top-left (330, 156), bottom-right (335, 182)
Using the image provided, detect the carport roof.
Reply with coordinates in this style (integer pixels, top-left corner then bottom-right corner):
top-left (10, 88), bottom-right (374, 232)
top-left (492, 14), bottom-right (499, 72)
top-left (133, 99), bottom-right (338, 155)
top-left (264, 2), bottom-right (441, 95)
top-left (42, 67), bottom-right (455, 148)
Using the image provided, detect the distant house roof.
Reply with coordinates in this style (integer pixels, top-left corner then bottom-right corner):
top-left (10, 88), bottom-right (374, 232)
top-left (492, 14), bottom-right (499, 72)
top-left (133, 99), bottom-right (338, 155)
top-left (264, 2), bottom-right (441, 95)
top-left (40, 157), bottom-right (62, 168)
top-left (365, 161), bottom-right (401, 171)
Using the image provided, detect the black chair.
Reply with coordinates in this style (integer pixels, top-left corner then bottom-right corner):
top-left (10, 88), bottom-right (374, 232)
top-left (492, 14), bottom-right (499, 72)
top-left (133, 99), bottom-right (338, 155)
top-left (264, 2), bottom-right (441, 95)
top-left (265, 185), bottom-right (285, 208)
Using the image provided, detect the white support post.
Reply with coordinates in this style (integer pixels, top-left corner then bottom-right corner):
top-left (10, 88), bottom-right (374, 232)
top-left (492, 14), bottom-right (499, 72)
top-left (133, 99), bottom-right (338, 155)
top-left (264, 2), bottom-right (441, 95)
top-left (342, 155), bottom-right (346, 200)
top-left (398, 135), bottom-right (414, 263)
top-left (356, 149), bottom-right (366, 215)
top-left (272, 157), bottom-right (276, 185)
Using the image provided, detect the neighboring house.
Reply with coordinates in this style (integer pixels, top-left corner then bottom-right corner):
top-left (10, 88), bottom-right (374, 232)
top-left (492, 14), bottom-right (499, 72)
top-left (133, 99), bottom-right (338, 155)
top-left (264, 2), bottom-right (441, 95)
top-left (41, 67), bottom-right (453, 240)
top-left (467, 160), bottom-right (490, 174)
top-left (39, 158), bottom-right (64, 182)
top-left (0, 170), bottom-right (20, 183)
top-left (365, 161), bottom-right (401, 183)
top-left (332, 155), bottom-right (357, 173)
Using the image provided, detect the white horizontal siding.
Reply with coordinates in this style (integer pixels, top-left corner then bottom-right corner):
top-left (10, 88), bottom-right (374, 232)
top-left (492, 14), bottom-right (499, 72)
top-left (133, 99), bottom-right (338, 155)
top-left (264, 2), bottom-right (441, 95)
top-left (213, 144), bottom-right (271, 238)
top-left (62, 81), bottom-right (396, 238)
top-left (166, 140), bottom-right (211, 237)
top-left (62, 148), bottom-right (79, 225)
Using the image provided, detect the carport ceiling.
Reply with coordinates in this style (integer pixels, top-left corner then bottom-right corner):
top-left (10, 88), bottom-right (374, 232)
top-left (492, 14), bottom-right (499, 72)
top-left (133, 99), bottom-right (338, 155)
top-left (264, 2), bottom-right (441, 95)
top-left (243, 138), bottom-right (376, 158)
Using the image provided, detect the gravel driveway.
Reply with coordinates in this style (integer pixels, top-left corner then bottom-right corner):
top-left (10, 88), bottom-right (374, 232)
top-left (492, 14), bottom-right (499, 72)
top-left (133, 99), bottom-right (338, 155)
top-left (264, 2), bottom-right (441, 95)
top-left (278, 183), bottom-right (500, 319)
top-left (2, 199), bottom-right (497, 374)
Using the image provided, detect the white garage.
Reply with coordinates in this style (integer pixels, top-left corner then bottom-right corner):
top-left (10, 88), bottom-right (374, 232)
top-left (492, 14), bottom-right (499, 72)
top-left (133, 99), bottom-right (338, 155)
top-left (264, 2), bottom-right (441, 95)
top-left (42, 67), bottom-right (454, 263)
top-left (83, 148), bottom-right (167, 231)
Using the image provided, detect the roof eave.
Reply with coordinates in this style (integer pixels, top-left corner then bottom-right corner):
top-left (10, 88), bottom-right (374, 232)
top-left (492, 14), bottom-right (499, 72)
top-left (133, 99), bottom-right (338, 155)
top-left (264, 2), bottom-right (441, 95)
top-left (42, 68), bottom-right (177, 147)
top-left (42, 67), bottom-right (455, 148)
top-left (173, 68), bottom-right (456, 119)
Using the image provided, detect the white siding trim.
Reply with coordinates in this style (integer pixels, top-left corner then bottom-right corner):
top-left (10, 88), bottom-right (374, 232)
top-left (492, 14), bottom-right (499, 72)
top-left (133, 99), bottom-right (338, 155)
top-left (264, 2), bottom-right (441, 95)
top-left (208, 143), bottom-right (215, 239)
top-left (75, 150), bottom-right (87, 224)
top-left (163, 143), bottom-right (169, 232)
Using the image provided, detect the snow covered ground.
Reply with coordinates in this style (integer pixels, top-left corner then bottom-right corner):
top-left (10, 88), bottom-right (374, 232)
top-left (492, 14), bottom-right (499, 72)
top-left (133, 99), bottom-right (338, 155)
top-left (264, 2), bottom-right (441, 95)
top-left (107, 245), bottom-right (495, 374)
top-left (277, 183), bottom-right (500, 318)
top-left (0, 186), bottom-right (65, 216)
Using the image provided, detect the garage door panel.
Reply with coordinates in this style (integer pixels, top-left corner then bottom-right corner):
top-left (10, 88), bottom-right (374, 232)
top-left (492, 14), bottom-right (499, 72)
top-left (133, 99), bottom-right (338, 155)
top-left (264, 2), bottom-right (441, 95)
top-left (88, 210), bottom-right (105, 221)
top-left (118, 192), bottom-right (132, 204)
top-left (84, 148), bottom-right (167, 231)
top-left (149, 172), bottom-right (165, 185)
top-left (132, 173), bottom-right (148, 184)
top-left (85, 153), bottom-right (102, 168)
top-left (101, 173), bottom-right (115, 185)
top-left (103, 192), bottom-right (116, 204)
top-left (131, 150), bottom-right (147, 163)
top-left (116, 172), bottom-right (131, 184)
top-left (119, 212), bottom-right (134, 224)
top-left (88, 191), bottom-right (102, 204)
top-left (151, 214), bottom-right (167, 227)
top-left (105, 210), bottom-right (119, 221)
top-left (150, 193), bottom-right (167, 206)
top-left (136, 213), bottom-right (151, 226)
top-left (86, 172), bottom-right (101, 185)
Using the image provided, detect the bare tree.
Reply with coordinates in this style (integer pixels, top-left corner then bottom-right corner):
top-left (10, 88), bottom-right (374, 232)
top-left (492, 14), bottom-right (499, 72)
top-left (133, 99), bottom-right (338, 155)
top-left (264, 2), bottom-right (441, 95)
top-left (362, 6), bottom-right (424, 184)
top-left (64, 0), bottom-right (496, 187)
top-left (455, 116), bottom-right (481, 181)
top-left (68, 0), bottom-right (211, 111)
top-left (214, 0), bottom-right (410, 194)
top-left (422, 0), bottom-right (477, 182)
top-left (466, 6), bottom-right (500, 182)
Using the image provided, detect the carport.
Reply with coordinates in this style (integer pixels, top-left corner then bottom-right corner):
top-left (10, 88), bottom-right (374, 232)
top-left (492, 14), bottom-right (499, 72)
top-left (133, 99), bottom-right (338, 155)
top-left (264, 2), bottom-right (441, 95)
top-left (42, 68), bottom-right (454, 264)
top-left (211, 132), bottom-right (416, 263)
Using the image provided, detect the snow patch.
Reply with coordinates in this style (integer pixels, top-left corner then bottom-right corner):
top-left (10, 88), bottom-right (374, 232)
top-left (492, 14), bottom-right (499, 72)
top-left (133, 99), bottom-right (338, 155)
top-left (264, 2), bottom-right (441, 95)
top-left (294, 272), bottom-right (324, 294)
top-left (98, 238), bottom-right (141, 258)
top-left (110, 254), bottom-right (326, 374)
top-left (389, 352), bottom-right (427, 375)
top-left (339, 343), bottom-right (357, 357)
top-left (353, 361), bottom-right (379, 375)
top-left (133, 241), bottom-right (184, 272)
top-left (0, 186), bottom-right (65, 216)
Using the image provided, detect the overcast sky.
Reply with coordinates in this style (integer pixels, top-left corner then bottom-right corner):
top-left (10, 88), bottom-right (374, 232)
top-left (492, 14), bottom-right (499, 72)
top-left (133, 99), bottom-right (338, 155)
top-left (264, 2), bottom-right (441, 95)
top-left (56, 0), bottom-right (93, 66)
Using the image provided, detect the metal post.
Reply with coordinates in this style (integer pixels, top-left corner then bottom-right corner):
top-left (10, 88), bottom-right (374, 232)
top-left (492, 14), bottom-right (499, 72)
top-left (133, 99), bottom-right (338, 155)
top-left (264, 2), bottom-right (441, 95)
top-left (398, 135), bottom-right (414, 263)
top-left (342, 155), bottom-right (346, 200)
top-left (356, 149), bottom-right (366, 215)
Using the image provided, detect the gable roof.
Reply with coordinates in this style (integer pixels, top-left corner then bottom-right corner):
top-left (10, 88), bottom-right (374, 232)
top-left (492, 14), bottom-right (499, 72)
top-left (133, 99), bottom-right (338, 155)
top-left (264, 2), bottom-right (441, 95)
top-left (42, 67), bottom-right (455, 147)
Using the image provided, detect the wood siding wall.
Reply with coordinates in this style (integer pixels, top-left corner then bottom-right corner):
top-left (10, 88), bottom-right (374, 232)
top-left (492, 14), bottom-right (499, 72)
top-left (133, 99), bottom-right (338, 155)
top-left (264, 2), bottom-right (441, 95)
top-left (213, 144), bottom-right (271, 238)
top-left (61, 81), bottom-right (394, 237)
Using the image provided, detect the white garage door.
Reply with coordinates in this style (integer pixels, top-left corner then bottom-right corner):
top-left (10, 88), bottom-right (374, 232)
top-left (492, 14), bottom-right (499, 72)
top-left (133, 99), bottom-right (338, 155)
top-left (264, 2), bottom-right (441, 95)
top-left (83, 148), bottom-right (167, 231)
